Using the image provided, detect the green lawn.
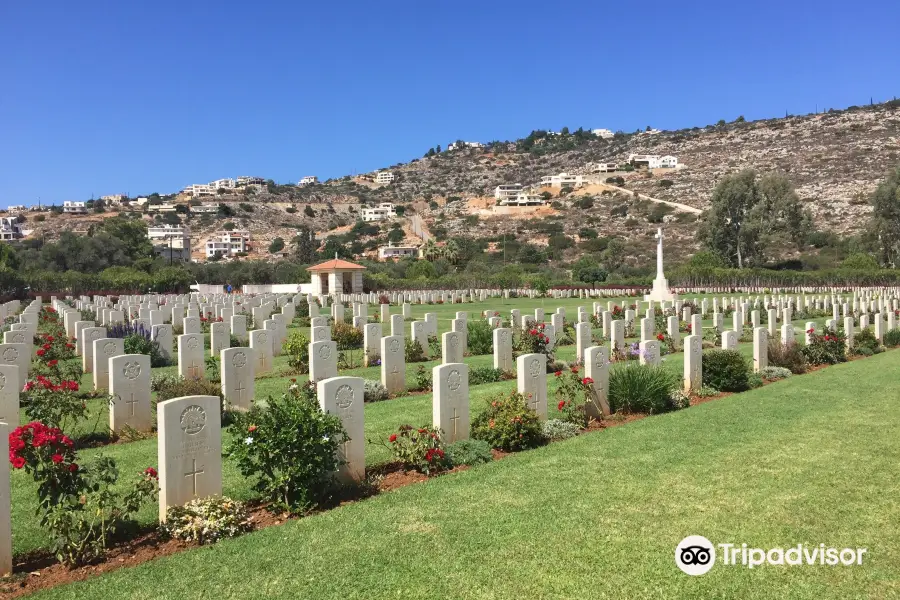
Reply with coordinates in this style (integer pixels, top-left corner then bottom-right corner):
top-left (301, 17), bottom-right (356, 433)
top-left (25, 347), bottom-right (900, 599)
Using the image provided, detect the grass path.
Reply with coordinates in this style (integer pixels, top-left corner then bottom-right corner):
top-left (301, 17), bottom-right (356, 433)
top-left (25, 349), bottom-right (900, 599)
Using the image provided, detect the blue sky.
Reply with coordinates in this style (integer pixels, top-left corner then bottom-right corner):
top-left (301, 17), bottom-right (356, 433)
top-left (1, 0), bottom-right (898, 207)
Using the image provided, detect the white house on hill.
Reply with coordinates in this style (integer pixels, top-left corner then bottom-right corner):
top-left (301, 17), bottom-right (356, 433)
top-left (63, 201), bottom-right (87, 214)
top-left (374, 171), bottom-right (395, 184)
top-left (494, 184), bottom-right (524, 200)
top-left (362, 202), bottom-right (397, 222)
top-left (299, 176), bottom-right (318, 186)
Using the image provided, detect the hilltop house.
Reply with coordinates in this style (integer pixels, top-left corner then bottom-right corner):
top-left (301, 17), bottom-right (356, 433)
top-left (205, 230), bottom-right (250, 259)
top-left (63, 201), bottom-right (87, 214)
top-left (378, 243), bottom-right (420, 260)
top-left (494, 184), bottom-right (524, 201)
top-left (539, 172), bottom-right (590, 188)
top-left (298, 176), bottom-right (318, 186)
top-left (361, 202), bottom-right (397, 222)
top-left (147, 224), bottom-right (191, 262)
top-left (374, 171), bottom-right (395, 184)
top-left (627, 154), bottom-right (678, 169)
top-left (498, 192), bottom-right (545, 207)
top-left (591, 128), bottom-right (615, 139)
top-left (0, 217), bottom-right (24, 242)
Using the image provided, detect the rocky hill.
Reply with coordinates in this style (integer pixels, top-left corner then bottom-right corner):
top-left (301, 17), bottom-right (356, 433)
top-left (14, 101), bottom-right (900, 268)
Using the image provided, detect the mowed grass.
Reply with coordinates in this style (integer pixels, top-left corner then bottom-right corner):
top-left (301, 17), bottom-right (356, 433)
top-left (24, 348), bottom-right (900, 599)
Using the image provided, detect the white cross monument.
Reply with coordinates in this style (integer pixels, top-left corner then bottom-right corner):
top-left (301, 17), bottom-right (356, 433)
top-left (644, 227), bottom-right (678, 303)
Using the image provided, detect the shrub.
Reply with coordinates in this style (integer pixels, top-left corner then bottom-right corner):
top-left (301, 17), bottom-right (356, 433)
top-left (800, 328), bottom-right (846, 365)
top-left (106, 323), bottom-right (167, 367)
top-left (226, 384), bottom-right (347, 512)
top-left (884, 329), bottom-right (900, 348)
top-left (155, 377), bottom-right (224, 408)
top-left (363, 379), bottom-right (389, 402)
top-left (702, 349), bottom-right (752, 392)
top-left (552, 365), bottom-right (601, 426)
top-left (469, 366), bottom-right (506, 386)
top-left (160, 496), bottom-right (253, 545)
top-left (513, 324), bottom-right (553, 360)
top-left (466, 320), bottom-right (493, 355)
top-left (22, 374), bottom-right (86, 432)
top-left (851, 328), bottom-right (882, 355)
top-left (405, 338), bottom-right (427, 363)
top-left (230, 334), bottom-right (248, 348)
top-left (283, 331), bottom-right (310, 373)
top-left (384, 425), bottom-right (451, 475)
top-left (332, 321), bottom-right (362, 349)
top-left (446, 439), bottom-right (493, 466)
top-left (10, 422), bottom-right (158, 565)
top-left (760, 366), bottom-right (793, 380)
top-left (471, 391), bottom-right (544, 451)
top-left (766, 340), bottom-right (807, 374)
top-left (608, 363), bottom-right (680, 414)
top-left (413, 365), bottom-right (432, 391)
top-left (541, 419), bottom-right (580, 441)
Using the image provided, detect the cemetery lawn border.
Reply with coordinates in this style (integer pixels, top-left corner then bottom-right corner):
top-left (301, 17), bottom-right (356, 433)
top-left (10, 349), bottom-right (900, 599)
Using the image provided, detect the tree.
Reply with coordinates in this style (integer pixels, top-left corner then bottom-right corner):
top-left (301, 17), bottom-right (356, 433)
top-left (421, 239), bottom-right (440, 261)
top-left (870, 166), bottom-right (900, 266)
top-left (841, 253), bottom-right (880, 271)
top-left (304, 205), bottom-right (316, 218)
top-left (600, 238), bottom-right (626, 271)
top-left (442, 239), bottom-right (459, 264)
top-left (292, 226), bottom-right (317, 263)
top-left (405, 260), bottom-right (436, 279)
top-left (698, 170), bottom-right (764, 268)
top-left (269, 237), bottom-right (285, 254)
top-left (394, 205), bottom-right (406, 217)
top-left (223, 221), bottom-right (236, 231)
top-left (387, 228), bottom-right (404, 244)
top-left (560, 126), bottom-right (569, 135)
top-left (688, 251), bottom-right (728, 270)
top-left (435, 144), bottom-right (442, 153)
top-left (571, 256), bottom-right (607, 283)
top-left (757, 173), bottom-right (809, 250)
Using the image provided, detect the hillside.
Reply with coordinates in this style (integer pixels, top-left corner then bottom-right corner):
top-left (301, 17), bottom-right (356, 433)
top-left (12, 101), bottom-right (900, 268)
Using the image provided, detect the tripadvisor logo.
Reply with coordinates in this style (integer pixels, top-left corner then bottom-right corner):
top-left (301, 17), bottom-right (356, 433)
top-left (675, 536), bottom-right (867, 576)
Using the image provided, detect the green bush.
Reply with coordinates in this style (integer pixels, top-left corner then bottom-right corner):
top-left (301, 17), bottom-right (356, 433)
top-left (466, 320), bottom-right (493, 355)
top-left (608, 363), bottom-right (680, 414)
top-left (446, 439), bottom-right (493, 466)
top-left (541, 419), bottom-right (579, 441)
top-left (226, 385), bottom-right (347, 512)
top-left (760, 366), bottom-right (793, 380)
top-left (702, 349), bottom-right (752, 392)
top-left (385, 425), bottom-right (451, 475)
top-left (363, 380), bottom-right (389, 402)
top-left (767, 340), bottom-right (807, 374)
top-left (405, 338), bottom-right (427, 363)
top-left (800, 329), bottom-right (846, 365)
top-left (469, 366), bottom-right (506, 385)
top-left (884, 329), bottom-right (900, 348)
top-left (160, 496), bottom-right (252, 545)
top-left (155, 377), bottom-right (223, 405)
top-left (852, 328), bottom-right (882, 355)
top-left (471, 391), bottom-right (544, 452)
top-left (331, 321), bottom-right (362, 349)
top-left (413, 365), bottom-right (432, 391)
top-left (283, 331), bottom-right (310, 373)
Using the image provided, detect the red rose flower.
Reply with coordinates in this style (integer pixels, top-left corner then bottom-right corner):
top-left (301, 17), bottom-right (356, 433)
top-left (582, 377), bottom-right (594, 385)
top-left (36, 349), bottom-right (45, 357)
top-left (554, 370), bottom-right (562, 377)
top-left (42, 343), bottom-right (51, 350)
top-left (389, 434), bottom-right (397, 443)
top-left (51, 454), bottom-right (64, 464)
top-left (557, 400), bottom-right (566, 411)
top-left (657, 333), bottom-right (665, 341)
top-left (48, 360), bottom-right (58, 367)
top-left (248, 425), bottom-right (257, 433)
top-left (68, 463), bottom-right (79, 473)
top-left (144, 467), bottom-right (158, 479)
top-left (571, 366), bottom-right (579, 374)
top-left (11, 456), bottom-right (25, 469)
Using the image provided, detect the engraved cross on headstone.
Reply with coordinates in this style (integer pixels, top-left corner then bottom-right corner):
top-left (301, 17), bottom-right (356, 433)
top-left (450, 407), bottom-right (460, 438)
top-left (184, 458), bottom-right (204, 496)
top-left (189, 360), bottom-right (200, 378)
top-left (125, 392), bottom-right (138, 416)
top-left (235, 380), bottom-right (246, 401)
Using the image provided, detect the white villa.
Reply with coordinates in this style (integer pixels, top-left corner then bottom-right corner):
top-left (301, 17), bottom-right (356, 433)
top-left (589, 162), bottom-right (621, 173)
top-left (627, 154), bottom-right (678, 169)
top-left (147, 225), bottom-right (191, 261)
top-left (378, 244), bottom-right (420, 260)
top-left (361, 202), bottom-right (397, 222)
top-left (374, 171), bottom-right (395, 184)
top-left (205, 230), bottom-right (250, 258)
top-left (63, 201), bottom-right (87, 214)
top-left (101, 194), bottom-right (127, 204)
top-left (447, 141), bottom-right (484, 151)
top-left (5, 205), bottom-right (27, 214)
top-left (147, 203), bottom-right (178, 213)
top-left (184, 184), bottom-right (216, 196)
top-left (0, 217), bottom-right (23, 242)
top-left (539, 172), bottom-right (590, 188)
top-left (494, 184), bottom-right (524, 201)
top-left (191, 203), bottom-right (219, 214)
top-left (591, 128), bottom-right (614, 139)
top-left (298, 176), bottom-right (318, 186)
top-left (236, 176), bottom-right (265, 186)
top-left (498, 192), bottom-right (545, 207)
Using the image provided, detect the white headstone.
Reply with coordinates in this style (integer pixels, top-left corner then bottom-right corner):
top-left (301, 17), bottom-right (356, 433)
top-left (516, 353), bottom-right (547, 419)
top-left (683, 334), bottom-right (702, 393)
top-left (249, 329), bottom-right (273, 374)
top-left (309, 340), bottom-right (338, 382)
top-left (584, 346), bottom-right (610, 417)
top-left (157, 395), bottom-right (222, 521)
top-left (109, 354), bottom-right (152, 432)
top-left (93, 337), bottom-right (125, 391)
top-left (381, 335), bottom-right (406, 395)
top-left (433, 363), bottom-right (469, 443)
top-left (178, 334), bottom-right (206, 380)
top-left (317, 376), bottom-right (365, 482)
top-left (221, 347), bottom-right (255, 412)
top-left (493, 328), bottom-right (513, 372)
top-left (442, 331), bottom-right (464, 364)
